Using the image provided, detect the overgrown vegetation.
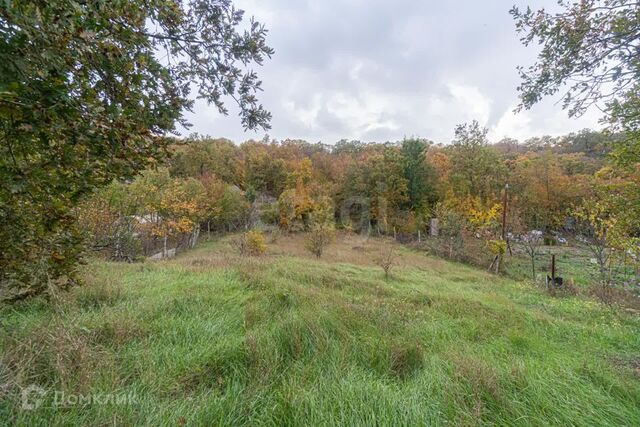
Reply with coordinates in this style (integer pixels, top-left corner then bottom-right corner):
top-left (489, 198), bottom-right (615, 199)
top-left (232, 230), bottom-right (267, 257)
top-left (0, 0), bottom-right (272, 299)
top-left (1, 235), bottom-right (639, 425)
top-left (304, 227), bottom-right (333, 258)
top-left (1, 0), bottom-right (639, 423)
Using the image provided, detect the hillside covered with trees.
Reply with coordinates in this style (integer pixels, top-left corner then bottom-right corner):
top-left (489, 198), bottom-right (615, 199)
top-left (1, 0), bottom-right (640, 425)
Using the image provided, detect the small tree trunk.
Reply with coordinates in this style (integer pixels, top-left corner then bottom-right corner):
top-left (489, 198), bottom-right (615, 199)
top-left (163, 234), bottom-right (167, 258)
top-left (449, 237), bottom-right (453, 259)
top-left (531, 255), bottom-right (536, 282)
top-left (192, 227), bottom-right (200, 248)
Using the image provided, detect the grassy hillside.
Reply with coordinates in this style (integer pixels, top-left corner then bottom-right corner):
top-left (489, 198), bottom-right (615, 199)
top-left (2, 234), bottom-right (639, 426)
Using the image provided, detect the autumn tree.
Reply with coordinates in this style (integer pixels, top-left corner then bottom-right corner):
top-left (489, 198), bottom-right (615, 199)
top-left (433, 202), bottom-right (466, 259)
top-left (0, 0), bottom-right (272, 300)
top-left (170, 137), bottom-right (244, 187)
top-left (351, 147), bottom-right (409, 234)
top-left (244, 146), bottom-right (289, 197)
top-left (156, 178), bottom-right (207, 252)
top-left (77, 183), bottom-right (143, 262)
top-left (448, 121), bottom-right (507, 202)
top-left (510, 150), bottom-right (587, 230)
top-left (278, 159), bottom-right (333, 231)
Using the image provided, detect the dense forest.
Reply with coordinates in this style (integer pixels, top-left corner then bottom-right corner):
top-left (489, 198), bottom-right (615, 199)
top-left (76, 124), bottom-right (639, 287)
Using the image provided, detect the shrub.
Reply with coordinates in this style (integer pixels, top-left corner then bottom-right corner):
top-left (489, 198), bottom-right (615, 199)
top-left (376, 244), bottom-right (397, 279)
top-left (305, 228), bottom-right (333, 258)
top-left (269, 228), bottom-right (281, 243)
top-left (232, 231), bottom-right (266, 256)
top-left (245, 230), bottom-right (267, 256)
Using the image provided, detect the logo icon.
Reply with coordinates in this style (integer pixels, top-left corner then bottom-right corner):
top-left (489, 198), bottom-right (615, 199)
top-left (21, 385), bottom-right (46, 410)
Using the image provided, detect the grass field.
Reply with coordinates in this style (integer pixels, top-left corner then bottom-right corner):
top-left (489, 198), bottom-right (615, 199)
top-left (2, 233), bottom-right (639, 426)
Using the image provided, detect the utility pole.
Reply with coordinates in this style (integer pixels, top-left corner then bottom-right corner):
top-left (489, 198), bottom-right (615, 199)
top-left (501, 183), bottom-right (509, 241)
top-left (494, 184), bottom-right (509, 274)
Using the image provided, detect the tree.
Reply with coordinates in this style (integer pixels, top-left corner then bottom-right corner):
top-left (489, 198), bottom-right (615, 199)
top-left (400, 138), bottom-right (437, 211)
top-left (305, 228), bottom-right (333, 258)
top-left (375, 244), bottom-right (397, 279)
top-left (0, 1), bottom-right (272, 299)
top-left (434, 202), bottom-right (465, 259)
top-left (155, 177), bottom-right (206, 252)
top-left (198, 174), bottom-right (226, 236)
top-left (353, 147), bottom-right (409, 234)
top-left (245, 150), bottom-right (288, 197)
top-left (519, 230), bottom-right (544, 282)
top-left (510, 150), bottom-right (588, 230)
top-left (170, 137), bottom-right (244, 186)
top-left (575, 198), bottom-right (618, 292)
top-left (303, 197), bottom-right (335, 258)
top-left (77, 180), bottom-right (146, 262)
top-left (511, 0), bottom-right (640, 164)
top-left (448, 121), bottom-right (507, 202)
top-left (216, 186), bottom-right (251, 232)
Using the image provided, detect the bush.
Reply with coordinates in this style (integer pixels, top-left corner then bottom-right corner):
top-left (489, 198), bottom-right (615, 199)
top-left (376, 244), bottom-right (397, 279)
top-left (233, 230), bottom-right (267, 256)
top-left (305, 228), bottom-right (333, 258)
top-left (269, 228), bottom-right (282, 243)
top-left (246, 230), bottom-right (267, 255)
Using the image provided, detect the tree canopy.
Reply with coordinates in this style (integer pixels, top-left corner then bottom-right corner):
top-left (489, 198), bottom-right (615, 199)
top-left (511, 0), bottom-right (640, 164)
top-left (0, 0), bottom-right (272, 299)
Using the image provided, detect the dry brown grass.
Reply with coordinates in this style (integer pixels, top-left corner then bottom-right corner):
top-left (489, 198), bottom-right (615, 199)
top-left (446, 352), bottom-right (504, 424)
top-left (161, 231), bottom-right (450, 277)
top-left (1, 320), bottom-right (115, 395)
top-left (268, 231), bottom-right (448, 271)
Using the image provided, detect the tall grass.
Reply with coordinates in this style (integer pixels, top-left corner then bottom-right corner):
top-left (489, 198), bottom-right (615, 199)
top-left (1, 236), bottom-right (639, 426)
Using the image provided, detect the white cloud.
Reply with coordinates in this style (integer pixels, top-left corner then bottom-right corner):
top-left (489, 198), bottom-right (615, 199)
top-left (182, 0), bottom-right (603, 144)
top-left (447, 83), bottom-right (492, 126)
top-left (489, 102), bottom-right (605, 142)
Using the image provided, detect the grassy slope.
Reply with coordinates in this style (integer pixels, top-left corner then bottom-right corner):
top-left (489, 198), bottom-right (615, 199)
top-left (1, 234), bottom-right (639, 426)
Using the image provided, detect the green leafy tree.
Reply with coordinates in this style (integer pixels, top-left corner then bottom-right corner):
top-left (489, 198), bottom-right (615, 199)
top-left (0, 0), bottom-right (272, 300)
top-left (400, 138), bottom-right (437, 211)
top-left (511, 0), bottom-right (640, 165)
top-left (170, 136), bottom-right (244, 186)
top-left (448, 121), bottom-right (507, 202)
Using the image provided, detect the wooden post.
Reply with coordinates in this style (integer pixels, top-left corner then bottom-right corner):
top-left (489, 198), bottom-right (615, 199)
top-left (551, 254), bottom-right (556, 285)
top-left (501, 184), bottom-right (508, 240)
top-left (430, 218), bottom-right (439, 237)
top-left (495, 183), bottom-right (509, 273)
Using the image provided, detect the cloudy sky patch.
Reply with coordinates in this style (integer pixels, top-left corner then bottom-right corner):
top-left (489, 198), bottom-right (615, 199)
top-left (182, 0), bottom-right (603, 144)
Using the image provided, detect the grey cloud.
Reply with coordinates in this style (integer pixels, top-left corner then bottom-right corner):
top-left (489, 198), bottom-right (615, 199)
top-left (182, 0), bottom-right (602, 145)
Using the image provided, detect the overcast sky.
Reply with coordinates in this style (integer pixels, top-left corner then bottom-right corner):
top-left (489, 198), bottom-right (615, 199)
top-left (181, 0), bottom-right (603, 145)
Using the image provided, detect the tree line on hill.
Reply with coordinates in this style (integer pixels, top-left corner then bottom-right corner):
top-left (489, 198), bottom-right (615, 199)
top-left (75, 124), bottom-right (639, 284)
top-left (2, 0), bottom-right (639, 302)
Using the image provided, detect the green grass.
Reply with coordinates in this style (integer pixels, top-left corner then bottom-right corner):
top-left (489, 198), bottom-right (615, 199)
top-left (1, 236), bottom-right (639, 426)
top-left (504, 241), bottom-right (638, 288)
